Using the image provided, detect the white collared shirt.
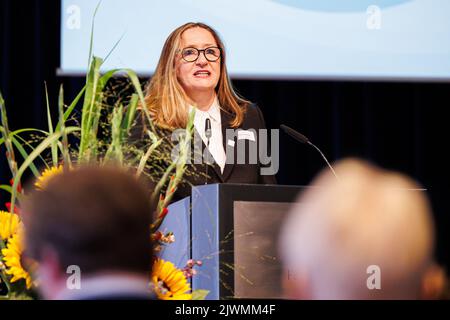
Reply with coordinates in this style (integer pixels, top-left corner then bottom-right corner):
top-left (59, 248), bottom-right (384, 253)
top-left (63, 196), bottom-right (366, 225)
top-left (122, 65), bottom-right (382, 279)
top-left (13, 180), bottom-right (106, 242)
top-left (189, 97), bottom-right (226, 173)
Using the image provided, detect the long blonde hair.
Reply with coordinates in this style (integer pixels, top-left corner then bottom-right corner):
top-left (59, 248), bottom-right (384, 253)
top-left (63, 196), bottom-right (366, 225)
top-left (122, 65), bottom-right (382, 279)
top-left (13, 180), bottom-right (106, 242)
top-left (142, 22), bottom-right (249, 129)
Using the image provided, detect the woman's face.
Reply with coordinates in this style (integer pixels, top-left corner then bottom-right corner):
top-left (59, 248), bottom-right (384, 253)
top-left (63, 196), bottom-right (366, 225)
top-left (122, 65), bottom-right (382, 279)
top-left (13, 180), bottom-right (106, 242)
top-left (176, 27), bottom-right (221, 98)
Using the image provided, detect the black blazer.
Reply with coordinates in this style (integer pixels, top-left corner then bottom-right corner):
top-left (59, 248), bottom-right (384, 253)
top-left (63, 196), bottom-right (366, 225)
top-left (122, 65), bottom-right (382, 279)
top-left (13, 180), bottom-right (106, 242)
top-left (130, 104), bottom-right (277, 200)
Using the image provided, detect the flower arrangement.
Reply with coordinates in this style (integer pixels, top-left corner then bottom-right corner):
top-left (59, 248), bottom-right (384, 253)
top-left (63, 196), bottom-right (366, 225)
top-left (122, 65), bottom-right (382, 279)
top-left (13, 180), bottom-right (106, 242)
top-left (0, 16), bottom-right (207, 299)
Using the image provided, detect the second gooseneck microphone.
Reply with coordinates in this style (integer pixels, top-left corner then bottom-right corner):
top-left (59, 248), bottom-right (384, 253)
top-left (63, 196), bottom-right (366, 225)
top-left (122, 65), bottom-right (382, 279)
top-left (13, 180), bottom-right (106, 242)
top-left (280, 124), bottom-right (339, 180)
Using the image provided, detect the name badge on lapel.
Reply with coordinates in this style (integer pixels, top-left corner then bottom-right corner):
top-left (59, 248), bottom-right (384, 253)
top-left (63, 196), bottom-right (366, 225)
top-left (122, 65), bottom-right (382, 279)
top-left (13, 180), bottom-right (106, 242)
top-left (237, 130), bottom-right (256, 142)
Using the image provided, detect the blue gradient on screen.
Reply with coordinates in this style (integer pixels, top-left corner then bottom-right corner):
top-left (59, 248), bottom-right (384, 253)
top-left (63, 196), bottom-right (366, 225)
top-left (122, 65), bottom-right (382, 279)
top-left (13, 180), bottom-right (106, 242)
top-left (272, 0), bottom-right (413, 12)
top-left (60, 0), bottom-right (450, 81)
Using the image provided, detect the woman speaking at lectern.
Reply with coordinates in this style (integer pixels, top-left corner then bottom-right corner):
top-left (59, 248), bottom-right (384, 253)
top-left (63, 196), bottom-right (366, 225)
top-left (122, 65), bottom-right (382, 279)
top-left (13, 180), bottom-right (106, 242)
top-left (133, 22), bottom-right (276, 198)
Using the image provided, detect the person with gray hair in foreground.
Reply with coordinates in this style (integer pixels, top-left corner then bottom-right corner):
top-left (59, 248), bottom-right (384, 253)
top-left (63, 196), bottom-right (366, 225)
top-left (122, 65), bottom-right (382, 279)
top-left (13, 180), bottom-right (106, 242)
top-left (280, 158), bottom-right (447, 300)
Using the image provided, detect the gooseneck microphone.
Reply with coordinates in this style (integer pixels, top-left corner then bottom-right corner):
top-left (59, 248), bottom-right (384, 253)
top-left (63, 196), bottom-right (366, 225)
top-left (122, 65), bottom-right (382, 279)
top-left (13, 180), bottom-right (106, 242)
top-left (280, 124), bottom-right (340, 180)
top-left (204, 118), bottom-right (212, 184)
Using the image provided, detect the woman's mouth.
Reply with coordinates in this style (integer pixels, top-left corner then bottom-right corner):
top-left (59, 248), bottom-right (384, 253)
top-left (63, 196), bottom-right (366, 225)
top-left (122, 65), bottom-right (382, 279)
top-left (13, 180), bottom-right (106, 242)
top-left (193, 70), bottom-right (211, 78)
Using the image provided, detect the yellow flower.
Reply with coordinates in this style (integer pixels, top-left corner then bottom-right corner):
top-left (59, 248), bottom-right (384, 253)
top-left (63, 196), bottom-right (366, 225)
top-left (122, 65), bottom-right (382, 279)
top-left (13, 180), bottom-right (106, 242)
top-left (151, 258), bottom-right (192, 300)
top-left (1, 229), bottom-right (33, 289)
top-left (0, 210), bottom-right (20, 240)
top-left (35, 165), bottom-right (64, 190)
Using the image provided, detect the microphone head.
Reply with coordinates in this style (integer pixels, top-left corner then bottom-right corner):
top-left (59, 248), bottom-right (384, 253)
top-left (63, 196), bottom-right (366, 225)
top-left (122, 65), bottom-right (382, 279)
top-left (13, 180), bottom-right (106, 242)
top-left (280, 124), bottom-right (310, 144)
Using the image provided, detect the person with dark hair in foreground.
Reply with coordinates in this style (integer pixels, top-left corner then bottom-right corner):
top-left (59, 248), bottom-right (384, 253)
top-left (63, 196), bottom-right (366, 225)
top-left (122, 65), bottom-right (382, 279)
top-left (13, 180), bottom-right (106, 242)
top-left (21, 166), bottom-right (156, 300)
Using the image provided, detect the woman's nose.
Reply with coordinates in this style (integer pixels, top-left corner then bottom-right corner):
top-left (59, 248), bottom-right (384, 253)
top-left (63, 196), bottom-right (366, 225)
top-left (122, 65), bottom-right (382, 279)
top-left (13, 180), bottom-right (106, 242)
top-left (196, 53), bottom-right (208, 66)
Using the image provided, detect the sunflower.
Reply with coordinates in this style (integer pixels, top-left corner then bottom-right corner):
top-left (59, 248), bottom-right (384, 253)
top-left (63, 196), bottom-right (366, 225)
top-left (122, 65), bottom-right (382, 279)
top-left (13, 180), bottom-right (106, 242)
top-left (0, 210), bottom-right (20, 240)
top-left (34, 165), bottom-right (64, 190)
top-left (1, 228), bottom-right (33, 289)
top-left (151, 258), bottom-right (192, 300)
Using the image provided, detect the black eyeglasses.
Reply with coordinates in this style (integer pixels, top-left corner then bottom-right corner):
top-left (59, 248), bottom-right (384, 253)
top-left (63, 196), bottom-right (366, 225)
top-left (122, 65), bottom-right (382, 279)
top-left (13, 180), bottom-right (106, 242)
top-left (180, 46), bottom-right (221, 62)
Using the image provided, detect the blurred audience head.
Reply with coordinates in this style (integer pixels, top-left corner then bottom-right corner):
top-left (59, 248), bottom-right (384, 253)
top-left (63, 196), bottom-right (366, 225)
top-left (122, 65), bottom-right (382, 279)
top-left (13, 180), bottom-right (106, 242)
top-left (22, 166), bottom-right (156, 299)
top-left (280, 158), bottom-right (445, 299)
